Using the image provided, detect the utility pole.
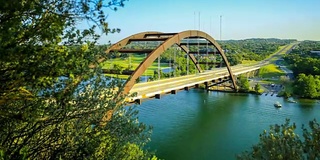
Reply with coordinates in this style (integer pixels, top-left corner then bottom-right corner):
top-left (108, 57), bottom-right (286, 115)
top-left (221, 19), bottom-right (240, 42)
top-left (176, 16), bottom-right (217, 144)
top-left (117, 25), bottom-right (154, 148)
top-left (158, 41), bottom-right (160, 80)
top-left (220, 15), bottom-right (222, 40)
top-left (220, 15), bottom-right (223, 68)
top-left (198, 11), bottom-right (200, 74)
top-left (198, 12), bottom-right (201, 31)
top-left (194, 11), bottom-right (196, 30)
top-left (210, 16), bottom-right (212, 36)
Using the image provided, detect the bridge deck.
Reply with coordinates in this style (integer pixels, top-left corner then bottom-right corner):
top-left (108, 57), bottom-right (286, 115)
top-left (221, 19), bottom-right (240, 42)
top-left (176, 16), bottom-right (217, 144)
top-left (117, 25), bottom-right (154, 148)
top-left (127, 64), bottom-right (261, 103)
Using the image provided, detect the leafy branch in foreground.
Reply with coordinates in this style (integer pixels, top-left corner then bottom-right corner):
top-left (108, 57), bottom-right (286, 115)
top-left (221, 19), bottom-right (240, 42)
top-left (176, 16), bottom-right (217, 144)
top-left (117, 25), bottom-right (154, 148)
top-left (238, 119), bottom-right (320, 160)
top-left (1, 0), bottom-right (157, 159)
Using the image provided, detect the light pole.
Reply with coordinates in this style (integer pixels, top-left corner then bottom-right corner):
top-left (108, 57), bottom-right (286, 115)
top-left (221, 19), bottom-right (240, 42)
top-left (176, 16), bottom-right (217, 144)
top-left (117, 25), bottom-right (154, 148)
top-left (220, 15), bottom-right (222, 40)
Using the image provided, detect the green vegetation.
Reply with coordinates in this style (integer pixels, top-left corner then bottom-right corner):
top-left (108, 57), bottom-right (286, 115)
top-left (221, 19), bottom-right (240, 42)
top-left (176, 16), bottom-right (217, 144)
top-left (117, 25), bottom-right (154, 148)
top-left (102, 48), bottom-right (203, 80)
top-left (258, 64), bottom-right (285, 78)
top-left (290, 41), bottom-right (320, 54)
top-left (238, 119), bottom-right (320, 160)
top-left (237, 75), bottom-right (263, 94)
top-left (284, 44), bottom-right (320, 76)
top-left (220, 38), bottom-right (296, 65)
top-left (241, 60), bottom-right (257, 65)
top-left (254, 83), bottom-right (262, 94)
top-left (293, 74), bottom-right (320, 99)
top-left (237, 75), bottom-right (250, 92)
top-left (0, 0), bottom-right (156, 159)
top-left (102, 54), bottom-right (170, 79)
top-left (283, 41), bottom-right (320, 99)
top-left (277, 76), bottom-right (293, 98)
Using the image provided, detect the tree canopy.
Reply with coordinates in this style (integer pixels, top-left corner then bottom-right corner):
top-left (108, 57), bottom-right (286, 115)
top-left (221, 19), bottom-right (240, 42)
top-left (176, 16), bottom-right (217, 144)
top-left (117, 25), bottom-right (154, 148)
top-left (293, 74), bottom-right (320, 99)
top-left (0, 0), bottom-right (156, 159)
top-left (219, 38), bottom-right (296, 64)
top-left (237, 75), bottom-right (250, 92)
top-left (283, 41), bottom-right (320, 98)
top-left (238, 119), bottom-right (320, 160)
top-left (254, 83), bottom-right (261, 93)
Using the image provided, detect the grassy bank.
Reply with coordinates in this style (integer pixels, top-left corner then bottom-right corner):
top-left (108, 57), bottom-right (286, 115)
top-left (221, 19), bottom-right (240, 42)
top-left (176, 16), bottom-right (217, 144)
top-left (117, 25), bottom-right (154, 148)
top-left (241, 60), bottom-right (257, 65)
top-left (101, 54), bottom-right (170, 79)
top-left (258, 64), bottom-right (285, 78)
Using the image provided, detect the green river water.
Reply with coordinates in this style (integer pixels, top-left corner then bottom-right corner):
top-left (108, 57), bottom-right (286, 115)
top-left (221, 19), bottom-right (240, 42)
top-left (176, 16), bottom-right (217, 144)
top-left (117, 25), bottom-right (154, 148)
top-left (137, 89), bottom-right (320, 160)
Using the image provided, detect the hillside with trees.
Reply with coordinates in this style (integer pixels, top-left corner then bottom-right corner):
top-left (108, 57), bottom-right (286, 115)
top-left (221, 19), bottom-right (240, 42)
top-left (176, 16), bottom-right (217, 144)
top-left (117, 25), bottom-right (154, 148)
top-left (220, 38), bottom-right (296, 65)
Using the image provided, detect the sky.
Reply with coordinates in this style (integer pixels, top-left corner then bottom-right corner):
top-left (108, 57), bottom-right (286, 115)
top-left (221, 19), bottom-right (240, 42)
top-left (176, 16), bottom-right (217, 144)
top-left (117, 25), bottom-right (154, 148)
top-left (97, 0), bottom-right (320, 44)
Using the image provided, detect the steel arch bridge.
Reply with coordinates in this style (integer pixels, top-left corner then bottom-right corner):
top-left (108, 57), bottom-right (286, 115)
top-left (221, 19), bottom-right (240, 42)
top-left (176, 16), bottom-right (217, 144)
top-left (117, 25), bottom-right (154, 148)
top-left (103, 30), bottom-right (237, 94)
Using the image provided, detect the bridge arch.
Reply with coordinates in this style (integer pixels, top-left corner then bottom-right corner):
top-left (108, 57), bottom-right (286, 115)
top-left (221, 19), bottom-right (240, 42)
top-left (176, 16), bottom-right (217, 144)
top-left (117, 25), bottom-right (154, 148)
top-left (105, 30), bottom-right (237, 94)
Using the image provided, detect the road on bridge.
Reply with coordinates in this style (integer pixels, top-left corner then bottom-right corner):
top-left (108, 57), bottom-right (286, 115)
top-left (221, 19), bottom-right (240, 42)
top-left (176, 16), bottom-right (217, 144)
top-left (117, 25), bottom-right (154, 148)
top-left (128, 64), bottom-right (260, 103)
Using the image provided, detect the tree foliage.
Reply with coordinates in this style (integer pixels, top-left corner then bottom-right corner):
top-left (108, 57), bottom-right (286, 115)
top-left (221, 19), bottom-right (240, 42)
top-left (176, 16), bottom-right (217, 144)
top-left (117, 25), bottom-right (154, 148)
top-left (284, 54), bottom-right (320, 77)
top-left (293, 74), bottom-right (320, 99)
top-left (0, 0), bottom-right (156, 159)
top-left (283, 41), bottom-right (320, 98)
top-left (254, 83), bottom-right (261, 93)
top-left (237, 75), bottom-right (250, 92)
top-left (283, 41), bottom-right (320, 77)
top-left (290, 41), bottom-right (320, 55)
top-left (220, 38), bottom-right (296, 63)
top-left (238, 119), bottom-right (320, 160)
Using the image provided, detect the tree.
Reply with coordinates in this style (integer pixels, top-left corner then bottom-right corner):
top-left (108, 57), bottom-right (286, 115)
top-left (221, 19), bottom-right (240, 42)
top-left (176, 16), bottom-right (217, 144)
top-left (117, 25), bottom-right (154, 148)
top-left (293, 74), bottom-right (319, 98)
top-left (254, 83), bottom-right (261, 93)
top-left (113, 63), bottom-right (125, 73)
top-left (226, 53), bottom-right (241, 66)
top-left (238, 119), bottom-right (320, 160)
top-left (0, 0), bottom-right (156, 159)
top-left (279, 75), bottom-right (290, 84)
top-left (237, 75), bottom-right (250, 92)
top-left (282, 91), bottom-right (291, 99)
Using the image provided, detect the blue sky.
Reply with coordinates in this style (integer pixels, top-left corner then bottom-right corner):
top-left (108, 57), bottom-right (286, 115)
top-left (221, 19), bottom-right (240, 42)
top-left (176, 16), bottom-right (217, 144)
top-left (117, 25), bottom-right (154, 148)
top-left (98, 0), bottom-right (320, 43)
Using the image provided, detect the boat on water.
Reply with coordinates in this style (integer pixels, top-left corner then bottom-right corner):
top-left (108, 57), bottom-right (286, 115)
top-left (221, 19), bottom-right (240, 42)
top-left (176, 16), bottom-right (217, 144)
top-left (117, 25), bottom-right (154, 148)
top-left (274, 101), bottom-right (282, 108)
top-left (287, 99), bottom-right (297, 103)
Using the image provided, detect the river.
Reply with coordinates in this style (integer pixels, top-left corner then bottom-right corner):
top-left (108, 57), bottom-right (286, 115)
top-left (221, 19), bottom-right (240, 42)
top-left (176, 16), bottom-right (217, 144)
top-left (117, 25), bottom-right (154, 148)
top-left (137, 89), bottom-right (320, 160)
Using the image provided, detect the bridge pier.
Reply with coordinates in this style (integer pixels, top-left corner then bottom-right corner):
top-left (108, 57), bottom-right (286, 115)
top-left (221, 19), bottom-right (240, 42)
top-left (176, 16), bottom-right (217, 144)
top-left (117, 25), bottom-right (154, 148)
top-left (245, 70), bottom-right (259, 78)
top-left (135, 99), bottom-right (141, 105)
top-left (204, 82), bottom-right (209, 90)
top-left (171, 90), bottom-right (177, 94)
top-left (155, 94), bottom-right (161, 99)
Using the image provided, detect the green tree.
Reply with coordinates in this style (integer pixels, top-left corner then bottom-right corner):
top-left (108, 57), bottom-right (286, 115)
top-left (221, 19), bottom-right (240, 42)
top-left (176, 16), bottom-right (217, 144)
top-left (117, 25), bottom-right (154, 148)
top-left (226, 53), bottom-right (241, 66)
top-left (279, 75), bottom-right (290, 84)
top-left (237, 75), bottom-right (250, 92)
top-left (0, 0), bottom-right (155, 159)
top-left (113, 63), bottom-right (125, 74)
top-left (254, 83), bottom-right (261, 93)
top-left (220, 39), bottom-right (296, 63)
top-left (238, 119), bottom-right (320, 160)
top-left (282, 91), bottom-right (291, 99)
top-left (294, 74), bottom-right (319, 98)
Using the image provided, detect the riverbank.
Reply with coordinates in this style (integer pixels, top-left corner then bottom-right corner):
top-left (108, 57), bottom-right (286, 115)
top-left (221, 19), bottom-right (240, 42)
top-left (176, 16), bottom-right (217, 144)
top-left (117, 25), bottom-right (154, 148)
top-left (207, 78), bottom-right (286, 97)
